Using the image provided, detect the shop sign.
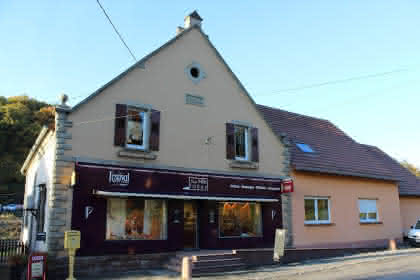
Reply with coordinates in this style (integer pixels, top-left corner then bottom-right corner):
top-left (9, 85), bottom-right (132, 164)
top-left (182, 176), bottom-right (208, 192)
top-left (36, 232), bottom-right (46, 241)
top-left (229, 184), bottom-right (281, 192)
top-left (281, 179), bottom-right (294, 193)
top-left (28, 253), bottom-right (47, 280)
top-left (108, 170), bottom-right (130, 186)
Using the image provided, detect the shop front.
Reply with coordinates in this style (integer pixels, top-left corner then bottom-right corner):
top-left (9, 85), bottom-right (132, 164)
top-left (71, 163), bottom-right (292, 256)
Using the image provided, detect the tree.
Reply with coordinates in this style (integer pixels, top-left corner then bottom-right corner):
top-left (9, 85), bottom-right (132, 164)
top-left (401, 161), bottom-right (420, 177)
top-left (0, 96), bottom-right (54, 203)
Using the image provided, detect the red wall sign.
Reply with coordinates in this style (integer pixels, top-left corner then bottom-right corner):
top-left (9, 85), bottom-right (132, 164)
top-left (28, 252), bottom-right (47, 280)
top-left (281, 178), bottom-right (294, 193)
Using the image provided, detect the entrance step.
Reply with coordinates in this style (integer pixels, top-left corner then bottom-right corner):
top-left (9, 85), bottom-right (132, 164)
top-left (165, 250), bottom-right (247, 276)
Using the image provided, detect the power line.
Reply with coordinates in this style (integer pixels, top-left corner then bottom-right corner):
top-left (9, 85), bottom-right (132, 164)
top-left (96, 0), bottom-right (137, 62)
top-left (260, 68), bottom-right (409, 96)
top-left (69, 67), bottom-right (415, 126)
top-left (68, 66), bottom-right (412, 107)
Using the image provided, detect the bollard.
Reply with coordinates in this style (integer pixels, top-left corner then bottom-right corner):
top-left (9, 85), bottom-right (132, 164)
top-left (181, 256), bottom-right (192, 280)
top-left (388, 239), bottom-right (397, 251)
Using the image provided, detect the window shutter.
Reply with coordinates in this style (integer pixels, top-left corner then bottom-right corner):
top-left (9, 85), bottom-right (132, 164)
top-left (114, 104), bottom-right (127, 146)
top-left (251, 127), bottom-right (259, 162)
top-left (149, 109), bottom-right (160, 151)
top-left (226, 123), bottom-right (235, 159)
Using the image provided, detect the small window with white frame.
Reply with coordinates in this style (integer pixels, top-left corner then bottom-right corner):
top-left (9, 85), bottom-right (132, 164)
top-left (304, 197), bottom-right (331, 224)
top-left (126, 108), bottom-right (149, 150)
top-left (234, 125), bottom-right (249, 161)
top-left (359, 199), bottom-right (378, 223)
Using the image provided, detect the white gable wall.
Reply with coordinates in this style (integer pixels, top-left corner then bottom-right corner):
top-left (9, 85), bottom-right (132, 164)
top-left (21, 132), bottom-right (55, 252)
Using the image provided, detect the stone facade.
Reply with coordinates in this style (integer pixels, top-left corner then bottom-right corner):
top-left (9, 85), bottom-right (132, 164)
top-left (47, 104), bottom-right (74, 257)
top-left (279, 134), bottom-right (293, 248)
top-left (49, 252), bottom-right (175, 278)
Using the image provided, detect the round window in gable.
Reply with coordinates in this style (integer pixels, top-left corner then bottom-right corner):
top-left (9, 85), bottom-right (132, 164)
top-left (185, 62), bottom-right (206, 84)
top-left (190, 67), bottom-right (200, 78)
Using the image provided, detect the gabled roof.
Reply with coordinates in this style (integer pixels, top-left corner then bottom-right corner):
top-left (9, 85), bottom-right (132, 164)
top-left (363, 145), bottom-right (420, 196)
top-left (71, 26), bottom-right (198, 112)
top-left (72, 25), bottom-right (260, 116)
top-left (257, 104), bottom-right (400, 182)
top-left (20, 126), bottom-right (50, 175)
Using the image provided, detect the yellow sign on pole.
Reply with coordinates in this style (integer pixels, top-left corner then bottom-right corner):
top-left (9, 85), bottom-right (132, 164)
top-left (64, 230), bottom-right (81, 280)
top-left (65, 230), bottom-right (80, 250)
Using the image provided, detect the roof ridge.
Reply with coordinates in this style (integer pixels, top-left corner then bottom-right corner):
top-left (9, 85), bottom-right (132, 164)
top-left (256, 104), bottom-right (331, 123)
top-left (71, 25), bottom-right (200, 112)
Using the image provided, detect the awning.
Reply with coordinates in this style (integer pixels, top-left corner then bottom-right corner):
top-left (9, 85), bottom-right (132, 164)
top-left (93, 190), bottom-right (279, 202)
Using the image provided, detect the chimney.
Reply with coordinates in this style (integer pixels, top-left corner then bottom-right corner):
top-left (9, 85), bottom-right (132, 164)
top-left (184, 10), bottom-right (203, 29)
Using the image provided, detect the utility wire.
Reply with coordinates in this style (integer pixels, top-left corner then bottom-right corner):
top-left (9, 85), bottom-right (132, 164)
top-left (96, 0), bottom-right (137, 62)
top-left (260, 68), bottom-right (408, 96)
top-left (67, 66), bottom-right (411, 107)
top-left (70, 67), bottom-right (414, 126)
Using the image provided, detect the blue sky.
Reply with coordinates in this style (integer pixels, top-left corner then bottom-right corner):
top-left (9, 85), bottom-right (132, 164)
top-left (1, 1), bottom-right (419, 166)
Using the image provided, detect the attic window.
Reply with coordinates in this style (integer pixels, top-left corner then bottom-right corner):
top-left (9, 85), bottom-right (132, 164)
top-left (185, 62), bottom-right (206, 84)
top-left (190, 67), bottom-right (200, 78)
top-left (296, 143), bottom-right (315, 153)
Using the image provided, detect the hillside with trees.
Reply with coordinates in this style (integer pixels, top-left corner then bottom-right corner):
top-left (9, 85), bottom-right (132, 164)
top-left (0, 96), bottom-right (54, 205)
top-left (401, 161), bottom-right (420, 177)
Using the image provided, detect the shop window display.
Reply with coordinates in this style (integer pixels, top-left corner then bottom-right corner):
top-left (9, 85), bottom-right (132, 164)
top-left (219, 202), bottom-right (262, 237)
top-left (106, 198), bottom-right (167, 240)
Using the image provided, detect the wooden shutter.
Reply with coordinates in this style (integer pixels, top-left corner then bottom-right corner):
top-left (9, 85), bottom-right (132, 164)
top-left (149, 109), bottom-right (160, 151)
top-left (114, 104), bottom-right (127, 146)
top-left (251, 127), bottom-right (259, 162)
top-left (226, 123), bottom-right (235, 160)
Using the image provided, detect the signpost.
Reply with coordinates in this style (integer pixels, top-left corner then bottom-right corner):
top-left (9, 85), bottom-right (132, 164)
top-left (28, 253), bottom-right (47, 280)
top-left (64, 230), bottom-right (81, 280)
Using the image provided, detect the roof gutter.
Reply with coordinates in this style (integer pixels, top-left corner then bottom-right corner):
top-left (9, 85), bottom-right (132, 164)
top-left (20, 126), bottom-right (50, 176)
top-left (294, 166), bottom-right (399, 182)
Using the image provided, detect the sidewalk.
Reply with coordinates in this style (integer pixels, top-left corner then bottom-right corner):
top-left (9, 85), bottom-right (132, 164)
top-left (78, 247), bottom-right (420, 280)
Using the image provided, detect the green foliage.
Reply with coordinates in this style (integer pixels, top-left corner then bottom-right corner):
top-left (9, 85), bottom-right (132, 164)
top-left (0, 96), bottom-right (54, 203)
top-left (401, 161), bottom-right (420, 177)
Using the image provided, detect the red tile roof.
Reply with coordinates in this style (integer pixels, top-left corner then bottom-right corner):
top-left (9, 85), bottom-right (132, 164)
top-left (257, 104), bottom-right (420, 191)
top-left (363, 145), bottom-right (420, 196)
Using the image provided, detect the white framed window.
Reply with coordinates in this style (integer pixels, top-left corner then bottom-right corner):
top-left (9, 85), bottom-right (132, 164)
top-left (234, 125), bottom-right (249, 161)
top-left (126, 108), bottom-right (149, 150)
top-left (304, 197), bottom-right (331, 224)
top-left (359, 199), bottom-right (378, 223)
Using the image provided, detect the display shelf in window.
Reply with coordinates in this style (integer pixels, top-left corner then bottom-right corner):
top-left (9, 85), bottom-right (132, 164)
top-left (218, 202), bottom-right (263, 238)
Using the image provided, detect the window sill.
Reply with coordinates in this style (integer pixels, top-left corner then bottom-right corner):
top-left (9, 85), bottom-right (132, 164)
top-left (360, 221), bottom-right (383, 225)
top-left (118, 149), bottom-right (157, 160)
top-left (229, 160), bottom-right (258, 169)
top-left (304, 223), bottom-right (335, 227)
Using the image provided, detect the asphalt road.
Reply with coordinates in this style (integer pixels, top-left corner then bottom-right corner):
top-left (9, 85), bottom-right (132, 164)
top-left (79, 248), bottom-right (420, 280)
top-left (200, 249), bottom-right (420, 280)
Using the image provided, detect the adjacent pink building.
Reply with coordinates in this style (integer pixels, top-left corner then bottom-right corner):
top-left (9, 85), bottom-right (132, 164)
top-left (258, 105), bottom-right (412, 249)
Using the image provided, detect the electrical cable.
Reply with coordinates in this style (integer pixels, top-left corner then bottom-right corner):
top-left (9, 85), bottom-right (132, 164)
top-left (96, 0), bottom-right (137, 62)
